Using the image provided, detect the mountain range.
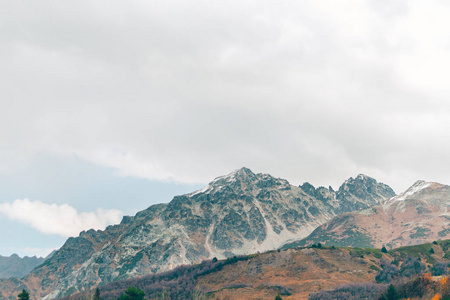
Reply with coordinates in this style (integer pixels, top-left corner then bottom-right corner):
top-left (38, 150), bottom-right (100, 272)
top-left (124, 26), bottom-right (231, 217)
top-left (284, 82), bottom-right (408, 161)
top-left (0, 254), bottom-right (45, 279)
top-left (0, 168), bottom-right (394, 299)
top-left (2, 167), bottom-right (449, 299)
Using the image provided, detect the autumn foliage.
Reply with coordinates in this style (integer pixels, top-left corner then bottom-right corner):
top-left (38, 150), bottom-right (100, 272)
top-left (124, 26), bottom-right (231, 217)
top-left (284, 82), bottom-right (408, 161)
top-left (432, 293), bottom-right (441, 300)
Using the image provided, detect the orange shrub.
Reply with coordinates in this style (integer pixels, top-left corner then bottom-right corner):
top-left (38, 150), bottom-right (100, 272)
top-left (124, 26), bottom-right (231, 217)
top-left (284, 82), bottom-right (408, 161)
top-left (431, 293), bottom-right (441, 300)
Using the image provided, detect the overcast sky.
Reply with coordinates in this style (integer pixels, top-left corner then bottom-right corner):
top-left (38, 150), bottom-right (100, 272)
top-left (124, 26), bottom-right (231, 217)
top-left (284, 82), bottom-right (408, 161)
top-left (1, 0), bottom-right (450, 257)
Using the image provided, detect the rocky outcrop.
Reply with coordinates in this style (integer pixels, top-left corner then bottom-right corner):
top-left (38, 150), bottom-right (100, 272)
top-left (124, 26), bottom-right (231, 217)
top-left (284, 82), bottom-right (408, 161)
top-left (0, 168), bottom-right (394, 299)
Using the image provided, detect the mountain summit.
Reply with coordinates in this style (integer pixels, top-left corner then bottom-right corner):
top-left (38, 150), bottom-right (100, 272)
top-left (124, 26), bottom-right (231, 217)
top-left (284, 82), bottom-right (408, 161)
top-left (384, 180), bottom-right (443, 206)
top-left (336, 173), bottom-right (395, 212)
top-left (0, 168), bottom-right (395, 299)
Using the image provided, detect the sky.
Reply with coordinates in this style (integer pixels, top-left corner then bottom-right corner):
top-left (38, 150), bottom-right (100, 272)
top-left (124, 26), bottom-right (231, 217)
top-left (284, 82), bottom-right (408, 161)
top-left (1, 0), bottom-right (450, 257)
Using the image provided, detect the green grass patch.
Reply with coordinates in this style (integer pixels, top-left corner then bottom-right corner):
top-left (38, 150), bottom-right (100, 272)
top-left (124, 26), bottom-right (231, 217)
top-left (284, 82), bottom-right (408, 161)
top-left (389, 242), bottom-right (437, 264)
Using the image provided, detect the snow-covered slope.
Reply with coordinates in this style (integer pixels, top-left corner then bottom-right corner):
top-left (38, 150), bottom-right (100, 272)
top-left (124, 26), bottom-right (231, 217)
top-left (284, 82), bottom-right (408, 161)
top-left (385, 180), bottom-right (432, 204)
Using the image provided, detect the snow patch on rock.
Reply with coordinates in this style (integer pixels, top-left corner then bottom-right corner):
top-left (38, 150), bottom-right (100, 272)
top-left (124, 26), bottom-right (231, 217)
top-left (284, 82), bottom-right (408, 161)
top-left (387, 181), bottom-right (431, 203)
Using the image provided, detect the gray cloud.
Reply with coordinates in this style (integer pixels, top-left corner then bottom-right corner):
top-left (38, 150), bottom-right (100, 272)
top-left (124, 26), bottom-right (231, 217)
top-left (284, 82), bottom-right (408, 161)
top-left (1, 0), bottom-right (450, 193)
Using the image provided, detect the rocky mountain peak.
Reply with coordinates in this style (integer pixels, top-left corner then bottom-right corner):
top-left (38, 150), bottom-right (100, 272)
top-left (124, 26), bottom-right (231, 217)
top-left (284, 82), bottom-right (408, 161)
top-left (212, 167), bottom-right (256, 184)
top-left (387, 180), bottom-right (431, 203)
top-left (187, 168), bottom-right (257, 197)
top-left (341, 174), bottom-right (375, 187)
top-left (383, 180), bottom-right (448, 210)
top-left (335, 174), bottom-right (396, 212)
top-left (300, 182), bottom-right (316, 194)
top-left (338, 174), bottom-right (393, 194)
top-left (190, 168), bottom-right (291, 197)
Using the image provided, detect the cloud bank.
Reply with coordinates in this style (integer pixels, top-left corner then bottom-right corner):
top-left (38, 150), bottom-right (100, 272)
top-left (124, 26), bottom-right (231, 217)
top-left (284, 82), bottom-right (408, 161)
top-left (1, 0), bottom-right (450, 192)
top-left (0, 199), bottom-right (123, 237)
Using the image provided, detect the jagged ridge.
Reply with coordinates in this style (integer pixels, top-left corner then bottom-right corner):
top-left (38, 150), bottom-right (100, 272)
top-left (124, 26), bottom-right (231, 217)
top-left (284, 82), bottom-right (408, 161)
top-left (290, 180), bottom-right (450, 249)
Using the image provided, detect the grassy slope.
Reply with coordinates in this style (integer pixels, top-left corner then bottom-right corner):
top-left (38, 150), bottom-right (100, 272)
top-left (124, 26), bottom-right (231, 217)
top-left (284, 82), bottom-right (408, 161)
top-left (57, 239), bottom-right (450, 300)
top-left (196, 247), bottom-right (385, 299)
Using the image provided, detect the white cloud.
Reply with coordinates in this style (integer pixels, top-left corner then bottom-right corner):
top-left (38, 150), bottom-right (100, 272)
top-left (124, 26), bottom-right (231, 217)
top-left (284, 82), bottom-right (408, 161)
top-left (1, 0), bottom-right (450, 193)
top-left (0, 199), bottom-right (123, 237)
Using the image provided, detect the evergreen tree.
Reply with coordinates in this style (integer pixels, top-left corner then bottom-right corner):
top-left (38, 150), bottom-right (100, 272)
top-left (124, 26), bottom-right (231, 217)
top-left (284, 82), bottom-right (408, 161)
top-left (93, 287), bottom-right (101, 300)
top-left (386, 284), bottom-right (399, 300)
top-left (18, 290), bottom-right (30, 300)
top-left (381, 246), bottom-right (388, 253)
top-left (275, 294), bottom-right (282, 300)
top-left (119, 287), bottom-right (145, 300)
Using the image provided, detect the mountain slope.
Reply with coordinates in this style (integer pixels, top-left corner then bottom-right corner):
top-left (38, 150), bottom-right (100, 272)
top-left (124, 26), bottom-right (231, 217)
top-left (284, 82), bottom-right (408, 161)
top-left (59, 246), bottom-right (389, 300)
top-left (0, 168), bottom-right (394, 299)
top-left (0, 254), bottom-right (45, 279)
top-left (288, 180), bottom-right (450, 249)
top-left (59, 239), bottom-right (450, 300)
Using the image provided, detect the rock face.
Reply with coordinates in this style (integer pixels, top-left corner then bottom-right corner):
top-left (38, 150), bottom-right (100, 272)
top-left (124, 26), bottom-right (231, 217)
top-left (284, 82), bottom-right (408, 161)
top-left (0, 254), bottom-right (45, 279)
top-left (289, 180), bottom-right (450, 249)
top-left (0, 168), bottom-right (394, 299)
